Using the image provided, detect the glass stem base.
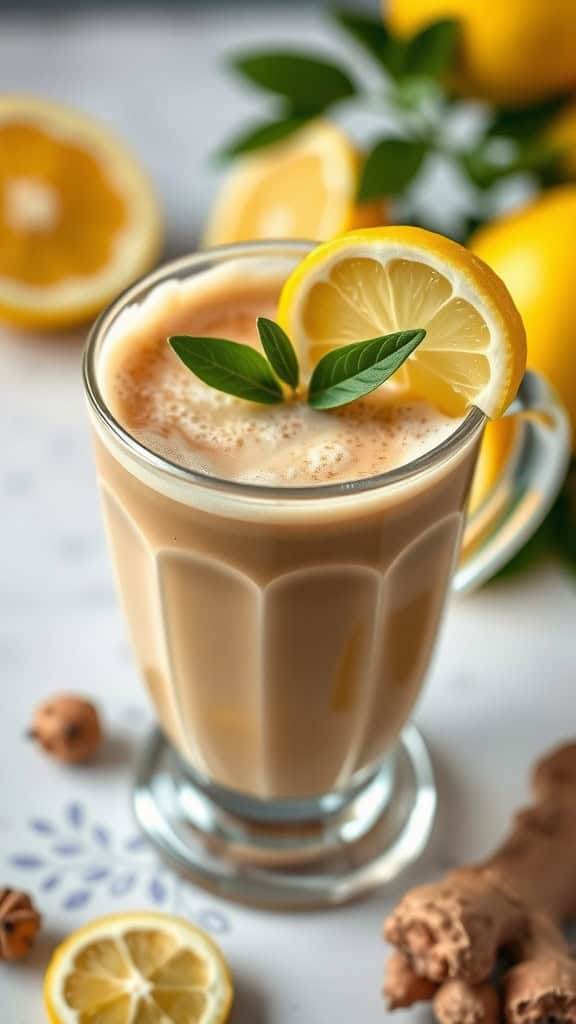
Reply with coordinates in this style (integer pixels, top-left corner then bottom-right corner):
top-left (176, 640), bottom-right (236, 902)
top-left (133, 726), bottom-right (436, 909)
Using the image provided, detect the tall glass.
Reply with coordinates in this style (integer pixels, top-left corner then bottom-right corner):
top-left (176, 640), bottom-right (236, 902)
top-left (84, 242), bottom-right (569, 906)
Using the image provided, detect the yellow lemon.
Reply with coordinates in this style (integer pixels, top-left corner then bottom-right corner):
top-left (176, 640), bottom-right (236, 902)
top-left (0, 95), bottom-right (162, 330)
top-left (386, 0), bottom-right (576, 107)
top-left (203, 120), bottom-right (386, 247)
top-left (278, 225), bottom-right (526, 418)
top-left (471, 185), bottom-right (576, 448)
top-left (44, 911), bottom-right (233, 1024)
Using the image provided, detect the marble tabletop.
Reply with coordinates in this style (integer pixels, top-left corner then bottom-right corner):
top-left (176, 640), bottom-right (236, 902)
top-left (1, 7), bottom-right (576, 1023)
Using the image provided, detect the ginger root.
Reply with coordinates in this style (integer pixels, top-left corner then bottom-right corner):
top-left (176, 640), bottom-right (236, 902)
top-left (384, 952), bottom-right (438, 1008)
top-left (505, 915), bottom-right (576, 1023)
top-left (383, 742), bottom-right (576, 1023)
top-left (433, 979), bottom-right (500, 1024)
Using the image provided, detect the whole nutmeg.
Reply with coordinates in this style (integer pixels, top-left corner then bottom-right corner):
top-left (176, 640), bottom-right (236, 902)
top-left (0, 888), bottom-right (41, 961)
top-left (29, 694), bottom-right (102, 764)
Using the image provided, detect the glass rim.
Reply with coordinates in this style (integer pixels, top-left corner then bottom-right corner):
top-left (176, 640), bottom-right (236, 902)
top-left (83, 239), bottom-right (486, 502)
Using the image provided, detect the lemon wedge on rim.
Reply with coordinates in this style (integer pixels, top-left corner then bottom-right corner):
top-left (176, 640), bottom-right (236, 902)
top-left (278, 225), bottom-right (526, 418)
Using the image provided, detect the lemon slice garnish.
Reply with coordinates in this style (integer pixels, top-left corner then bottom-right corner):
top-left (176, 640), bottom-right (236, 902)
top-left (278, 225), bottom-right (526, 418)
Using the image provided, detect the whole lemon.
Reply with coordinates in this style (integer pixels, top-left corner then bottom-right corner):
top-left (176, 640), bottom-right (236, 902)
top-left (386, 0), bottom-right (576, 107)
top-left (470, 186), bottom-right (576, 448)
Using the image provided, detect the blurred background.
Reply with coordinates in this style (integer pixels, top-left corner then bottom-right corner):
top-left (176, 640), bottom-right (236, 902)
top-left (0, 0), bottom-right (378, 7)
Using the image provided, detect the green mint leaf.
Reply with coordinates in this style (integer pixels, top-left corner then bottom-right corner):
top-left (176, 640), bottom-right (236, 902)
top-left (169, 336), bottom-right (284, 405)
top-left (308, 329), bottom-right (426, 410)
top-left (403, 18), bottom-right (459, 79)
top-left (217, 115), bottom-right (309, 159)
top-left (230, 51), bottom-right (356, 112)
top-left (358, 138), bottom-right (428, 201)
top-left (257, 317), bottom-right (300, 389)
top-left (332, 10), bottom-right (391, 68)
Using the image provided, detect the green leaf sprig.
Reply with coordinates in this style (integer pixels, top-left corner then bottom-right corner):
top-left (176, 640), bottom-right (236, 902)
top-left (169, 319), bottom-right (425, 411)
top-left (215, 8), bottom-right (571, 234)
top-left (220, 14), bottom-right (460, 203)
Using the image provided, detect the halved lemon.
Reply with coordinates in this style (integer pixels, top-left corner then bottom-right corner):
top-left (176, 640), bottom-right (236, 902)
top-left (278, 225), bottom-right (526, 418)
top-left (203, 120), bottom-right (386, 247)
top-left (44, 911), bottom-right (233, 1024)
top-left (0, 95), bottom-right (162, 330)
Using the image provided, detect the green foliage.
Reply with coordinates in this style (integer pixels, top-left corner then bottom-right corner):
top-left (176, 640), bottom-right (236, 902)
top-left (218, 8), bottom-right (574, 226)
top-left (217, 116), bottom-right (310, 158)
top-left (401, 18), bottom-right (458, 79)
top-left (488, 97), bottom-right (567, 142)
top-left (230, 52), bottom-right (356, 113)
top-left (333, 10), bottom-right (391, 68)
top-left (461, 139), bottom-right (561, 190)
top-left (359, 137), bottom-right (428, 200)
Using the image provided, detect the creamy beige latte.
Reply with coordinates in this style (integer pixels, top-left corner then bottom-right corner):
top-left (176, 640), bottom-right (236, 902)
top-left (92, 260), bottom-right (480, 799)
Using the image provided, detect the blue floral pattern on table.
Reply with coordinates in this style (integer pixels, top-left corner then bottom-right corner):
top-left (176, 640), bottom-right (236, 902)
top-left (7, 800), bottom-right (231, 935)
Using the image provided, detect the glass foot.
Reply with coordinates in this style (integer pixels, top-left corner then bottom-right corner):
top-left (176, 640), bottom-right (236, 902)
top-left (133, 726), bottom-right (436, 909)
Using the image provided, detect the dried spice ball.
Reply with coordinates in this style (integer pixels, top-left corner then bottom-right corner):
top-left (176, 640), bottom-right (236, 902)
top-left (0, 888), bottom-right (41, 961)
top-left (29, 694), bottom-right (102, 764)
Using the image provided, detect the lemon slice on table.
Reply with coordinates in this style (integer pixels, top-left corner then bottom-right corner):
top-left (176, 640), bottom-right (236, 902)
top-left (0, 95), bottom-right (162, 330)
top-left (278, 225), bottom-right (526, 418)
top-left (203, 120), bottom-right (385, 246)
top-left (44, 912), bottom-right (233, 1024)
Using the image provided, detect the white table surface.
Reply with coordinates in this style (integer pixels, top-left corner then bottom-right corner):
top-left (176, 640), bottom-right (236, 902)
top-left (1, 8), bottom-right (576, 1023)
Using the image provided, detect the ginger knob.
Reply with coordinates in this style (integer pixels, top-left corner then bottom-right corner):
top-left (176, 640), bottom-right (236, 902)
top-left (0, 889), bottom-right (41, 961)
top-left (29, 694), bottom-right (102, 764)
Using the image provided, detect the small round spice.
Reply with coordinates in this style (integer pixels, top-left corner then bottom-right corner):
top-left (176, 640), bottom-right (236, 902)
top-left (28, 694), bottom-right (102, 764)
top-left (0, 888), bottom-right (41, 961)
